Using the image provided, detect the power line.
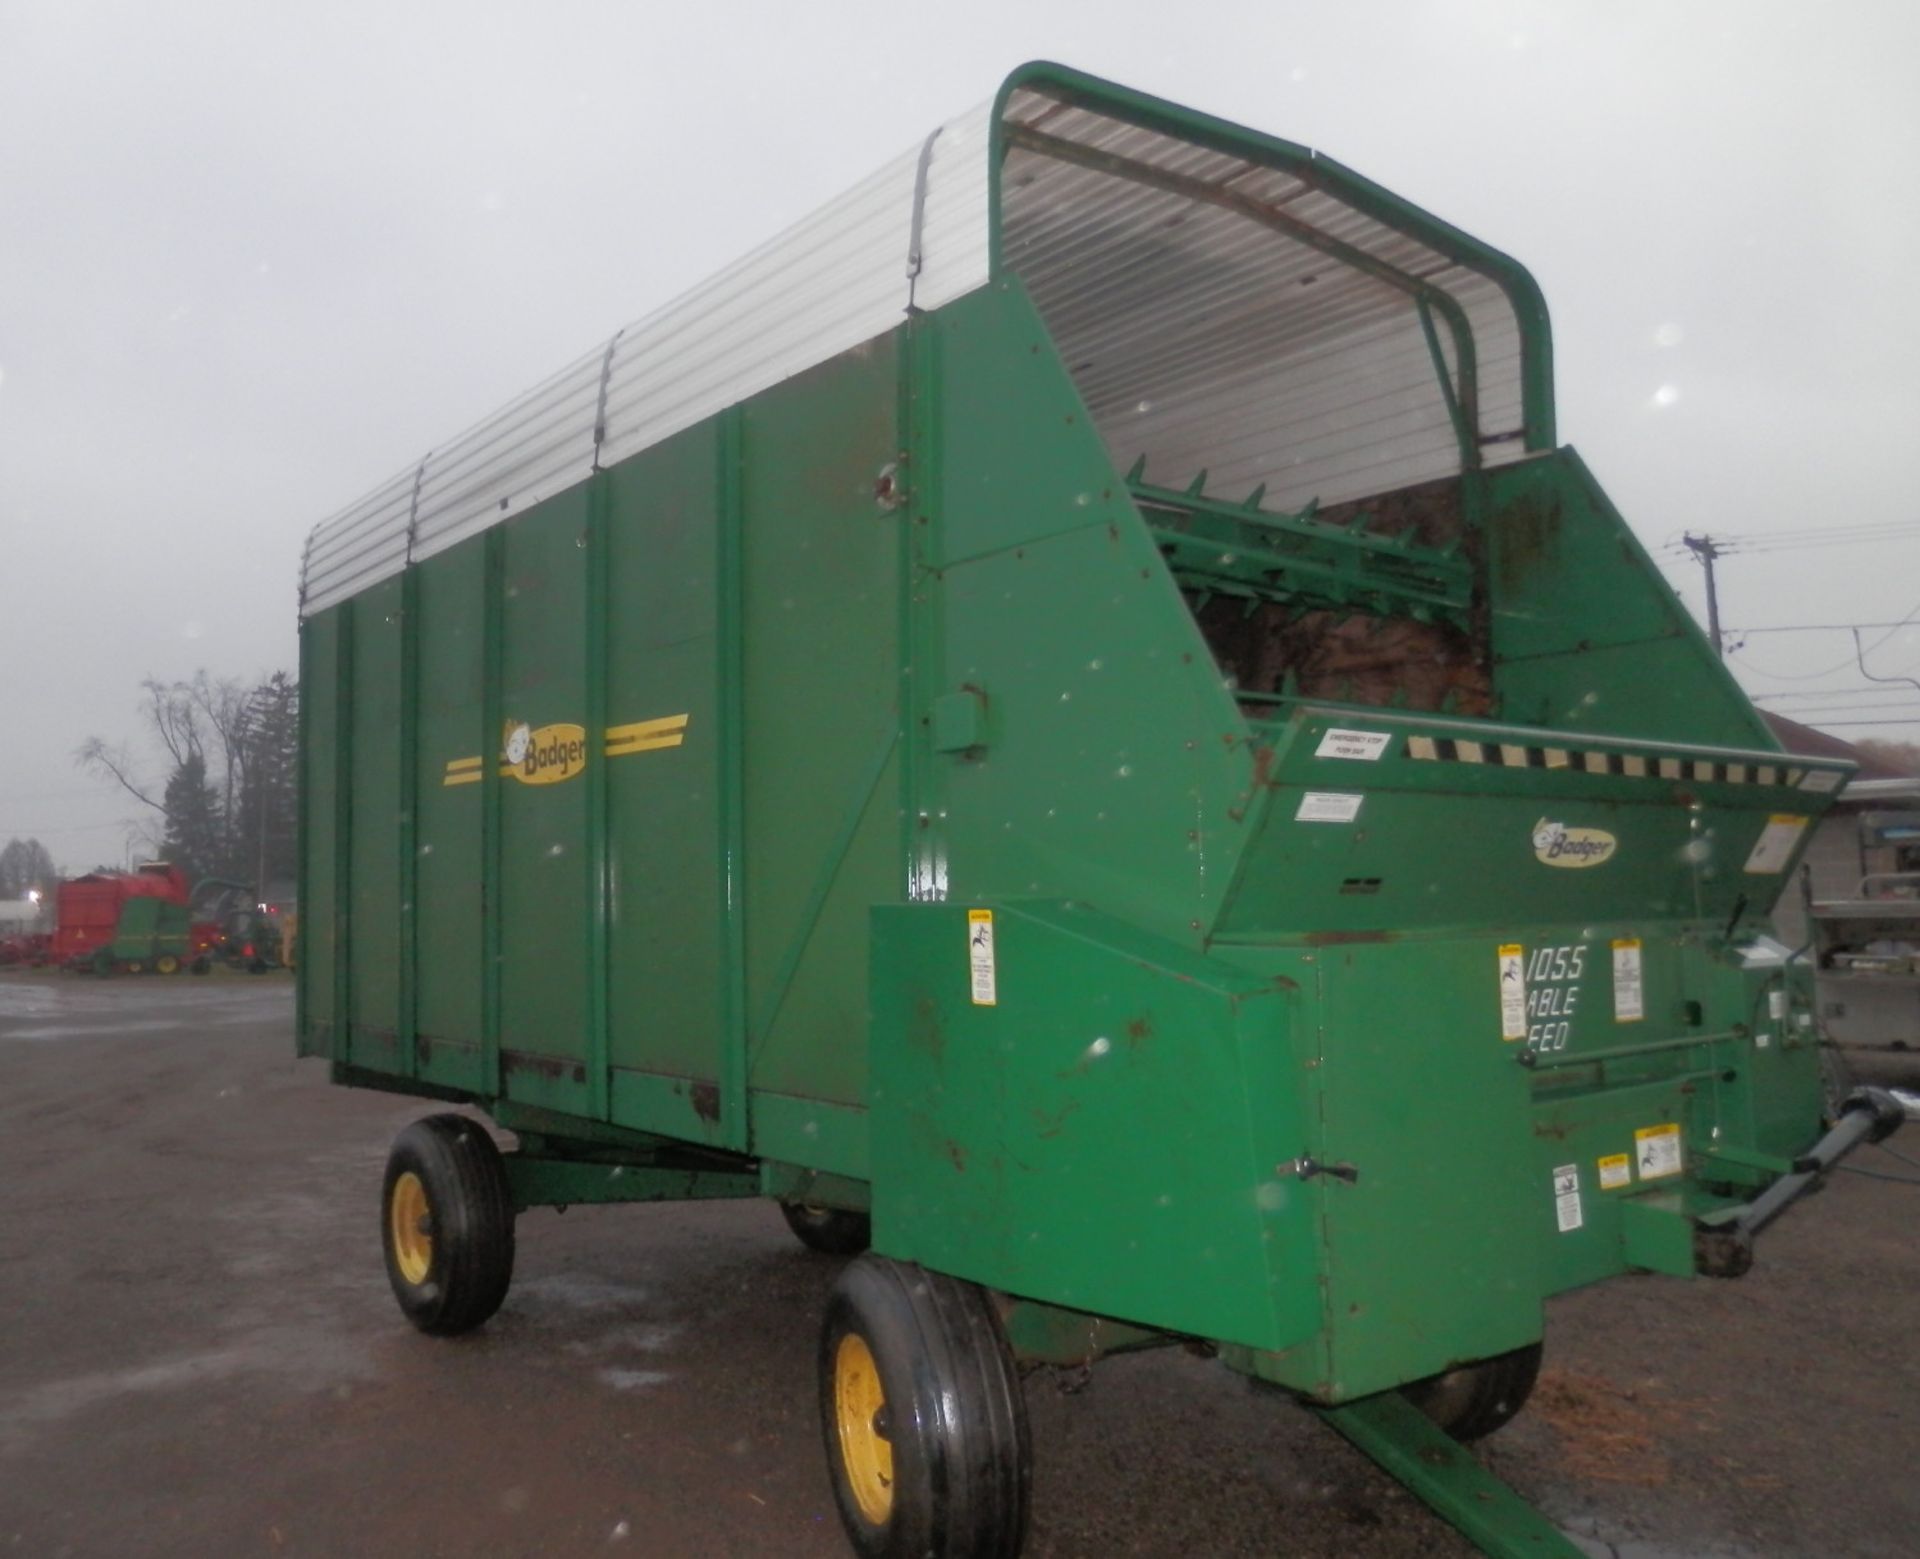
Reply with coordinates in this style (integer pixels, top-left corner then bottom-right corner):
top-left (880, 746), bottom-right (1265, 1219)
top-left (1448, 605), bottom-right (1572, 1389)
top-left (1789, 725), bottom-right (1920, 737)
top-left (1727, 597), bottom-right (1920, 681)
top-left (1660, 523), bottom-right (1920, 558)
top-left (1768, 704), bottom-right (1920, 719)
top-left (1750, 687), bottom-right (1920, 701)
top-left (1730, 620), bottom-right (1920, 635)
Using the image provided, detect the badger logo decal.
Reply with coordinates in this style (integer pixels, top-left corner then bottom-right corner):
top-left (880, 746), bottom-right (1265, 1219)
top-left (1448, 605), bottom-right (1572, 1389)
top-left (502, 721), bottom-right (588, 786)
top-left (441, 712), bottom-right (688, 788)
top-left (1532, 818), bottom-right (1616, 869)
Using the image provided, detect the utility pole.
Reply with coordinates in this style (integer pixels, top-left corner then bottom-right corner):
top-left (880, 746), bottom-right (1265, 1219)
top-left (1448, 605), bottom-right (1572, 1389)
top-left (1682, 533), bottom-right (1724, 658)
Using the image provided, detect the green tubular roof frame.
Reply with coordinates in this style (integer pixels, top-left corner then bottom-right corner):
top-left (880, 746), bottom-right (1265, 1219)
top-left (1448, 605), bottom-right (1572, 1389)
top-left (987, 61), bottom-right (1558, 454)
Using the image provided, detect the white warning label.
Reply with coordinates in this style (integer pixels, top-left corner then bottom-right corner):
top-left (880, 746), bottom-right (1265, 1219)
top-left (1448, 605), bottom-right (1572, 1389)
top-left (1296, 791), bottom-right (1365, 824)
top-left (1553, 1164), bottom-right (1584, 1233)
top-left (1498, 944), bottom-right (1527, 1041)
top-left (967, 909), bottom-right (996, 1007)
top-left (1744, 814), bottom-right (1809, 875)
top-left (1598, 1153), bottom-right (1633, 1191)
top-left (1635, 1123), bottom-right (1683, 1180)
top-left (1314, 727), bottom-right (1391, 762)
top-left (1611, 938), bottom-right (1645, 1023)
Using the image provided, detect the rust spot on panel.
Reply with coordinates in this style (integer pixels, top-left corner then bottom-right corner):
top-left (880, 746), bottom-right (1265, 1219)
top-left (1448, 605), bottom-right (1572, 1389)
top-left (1534, 1119), bottom-right (1572, 1141)
top-left (1229, 745), bottom-right (1277, 822)
top-left (690, 1082), bottom-right (721, 1123)
top-left (1125, 1016), bottom-right (1153, 1048)
top-left (500, 1048), bottom-right (567, 1080)
top-left (1302, 930), bottom-right (1393, 946)
top-left (1491, 490), bottom-right (1561, 594)
top-left (945, 1139), bottom-right (969, 1173)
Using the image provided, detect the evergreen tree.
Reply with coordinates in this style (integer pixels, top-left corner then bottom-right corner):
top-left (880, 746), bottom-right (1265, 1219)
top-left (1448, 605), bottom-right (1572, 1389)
top-left (232, 672), bottom-right (299, 891)
top-left (161, 753), bottom-right (224, 885)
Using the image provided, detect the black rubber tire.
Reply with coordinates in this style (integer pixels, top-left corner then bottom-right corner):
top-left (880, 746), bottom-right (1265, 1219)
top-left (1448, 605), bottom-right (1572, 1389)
top-left (380, 1114), bottom-right (516, 1336)
top-left (820, 1255), bottom-right (1030, 1558)
top-left (1402, 1341), bottom-right (1544, 1442)
top-left (782, 1201), bottom-right (873, 1256)
top-left (190, 957), bottom-right (211, 975)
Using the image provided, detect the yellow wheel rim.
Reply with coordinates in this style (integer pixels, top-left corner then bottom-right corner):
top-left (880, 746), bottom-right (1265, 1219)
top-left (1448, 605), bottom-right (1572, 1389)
top-left (156, 955), bottom-right (179, 975)
top-left (833, 1332), bottom-right (894, 1526)
top-left (389, 1171), bottom-right (433, 1286)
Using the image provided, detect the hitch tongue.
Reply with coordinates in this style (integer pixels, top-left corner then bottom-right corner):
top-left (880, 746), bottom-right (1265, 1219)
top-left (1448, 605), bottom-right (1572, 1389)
top-left (1695, 1088), bottom-right (1906, 1276)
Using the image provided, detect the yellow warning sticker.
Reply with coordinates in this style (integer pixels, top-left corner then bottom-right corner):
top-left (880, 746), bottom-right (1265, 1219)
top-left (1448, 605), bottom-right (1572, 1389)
top-left (1611, 938), bottom-right (1644, 1023)
top-left (1597, 1153), bottom-right (1633, 1191)
top-left (1634, 1123), bottom-right (1683, 1180)
top-left (967, 909), bottom-right (996, 1007)
top-left (1498, 944), bottom-right (1526, 1040)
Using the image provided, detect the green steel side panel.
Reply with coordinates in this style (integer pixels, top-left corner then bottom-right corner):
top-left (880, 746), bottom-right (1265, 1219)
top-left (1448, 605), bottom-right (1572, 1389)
top-left (1521, 935), bottom-right (1820, 1297)
top-left (1218, 705), bottom-right (1843, 938)
top-left (919, 282), bottom-right (1259, 949)
top-left (1487, 450), bottom-right (1774, 749)
top-left (1685, 944), bottom-right (1823, 1160)
top-left (413, 535), bottom-right (487, 1094)
top-left (1530, 1074), bottom-right (1707, 1293)
top-left (497, 486), bottom-right (593, 1115)
top-left (298, 612), bottom-right (339, 1057)
top-left (749, 740), bottom-right (901, 1101)
top-left (738, 334), bottom-right (901, 1107)
top-left (602, 427), bottom-right (723, 1089)
top-left (1217, 921), bottom-right (1829, 1335)
top-left (927, 283), bottom-right (1156, 571)
top-left (749, 1089), bottom-right (870, 1180)
top-left (870, 900), bottom-right (1320, 1354)
top-left (1306, 938), bottom-right (1541, 1398)
top-left (347, 578), bottom-right (404, 1072)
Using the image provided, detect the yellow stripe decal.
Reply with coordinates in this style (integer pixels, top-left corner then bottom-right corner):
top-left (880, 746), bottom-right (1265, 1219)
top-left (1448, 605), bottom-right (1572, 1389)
top-left (443, 754), bottom-right (483, 787)
top-left (605, 713), bottom-right (690, 756)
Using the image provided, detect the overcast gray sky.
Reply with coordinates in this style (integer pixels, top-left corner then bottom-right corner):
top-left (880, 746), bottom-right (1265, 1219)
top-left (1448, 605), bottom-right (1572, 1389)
top-left (3, 0), bottom-right (1917, 874)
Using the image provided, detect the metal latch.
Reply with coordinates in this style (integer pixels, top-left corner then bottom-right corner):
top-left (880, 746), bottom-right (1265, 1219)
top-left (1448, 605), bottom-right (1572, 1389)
top-left (1282, 1155), bottom-right (1359, 1184)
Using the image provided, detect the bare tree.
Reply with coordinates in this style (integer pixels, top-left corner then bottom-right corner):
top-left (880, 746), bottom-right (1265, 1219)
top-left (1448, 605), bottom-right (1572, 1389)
top-left (77, 670), bottom-right (297, 885)
top-left (74, 735), bottom-right (166, 813)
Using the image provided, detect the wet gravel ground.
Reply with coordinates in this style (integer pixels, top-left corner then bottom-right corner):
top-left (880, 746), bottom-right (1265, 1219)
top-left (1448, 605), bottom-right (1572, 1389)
top-left (2, 970), bottom-right (1916, 1558)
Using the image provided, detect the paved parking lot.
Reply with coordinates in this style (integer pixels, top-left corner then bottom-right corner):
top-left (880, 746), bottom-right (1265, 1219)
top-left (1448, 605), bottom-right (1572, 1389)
top-left (2, 971), bottom-right (1917, 1558)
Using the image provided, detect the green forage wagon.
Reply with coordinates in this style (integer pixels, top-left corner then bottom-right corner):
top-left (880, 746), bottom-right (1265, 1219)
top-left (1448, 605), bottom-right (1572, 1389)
top-left (298, 63), bottom-right (1902, 1558)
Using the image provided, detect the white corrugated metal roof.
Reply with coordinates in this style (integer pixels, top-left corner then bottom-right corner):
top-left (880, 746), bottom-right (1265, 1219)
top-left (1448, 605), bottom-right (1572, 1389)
top-left (301, 68), bottom-right (1543, 616)
top-left (302, 105), bottom-right (995, 614)
top-left (1000, 85), bottom-right (1529, 515)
